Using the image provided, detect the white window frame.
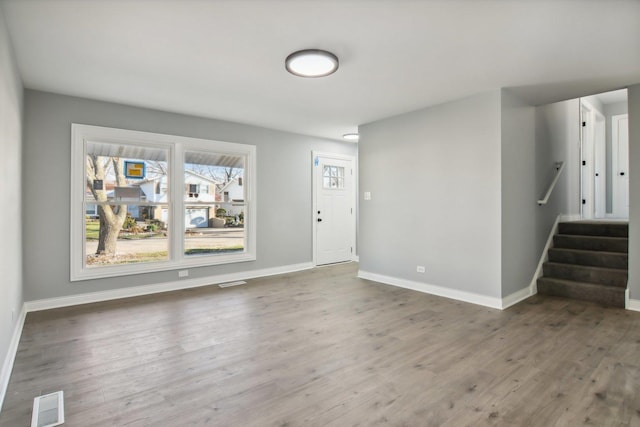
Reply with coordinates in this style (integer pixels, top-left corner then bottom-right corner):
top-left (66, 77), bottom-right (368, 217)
top-left (70, 124), bottom-right (256, 281)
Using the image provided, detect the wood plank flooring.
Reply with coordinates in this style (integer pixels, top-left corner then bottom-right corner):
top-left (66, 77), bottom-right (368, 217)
top-left (2, 262), bottom-right (640, 426)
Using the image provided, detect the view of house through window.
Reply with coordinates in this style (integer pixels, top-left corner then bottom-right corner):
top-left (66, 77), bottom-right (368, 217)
top-left (85, 141), bottom-right (170, 266)
top-left (183, 151), bottom-right (246, 256)
top-left (84, 144), bottom-right (247, 266)
top-left (73, 124), bottom-right (256, 280)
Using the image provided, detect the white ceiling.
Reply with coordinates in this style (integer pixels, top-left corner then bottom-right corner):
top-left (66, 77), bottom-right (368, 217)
top-left (2, 0), bottom-right (640, 141)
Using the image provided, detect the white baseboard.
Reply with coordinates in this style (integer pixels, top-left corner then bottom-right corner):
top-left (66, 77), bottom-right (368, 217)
top-left (25, 262), bottom-right (314, 313)
top-left (0, 305), bottom-right (26, 412)
top-left (627, 296), bottom-right (640, 312)
top-left (501, 286), bottom-right (535, 309)
top-left (358, 270), bottom-right (504, 309)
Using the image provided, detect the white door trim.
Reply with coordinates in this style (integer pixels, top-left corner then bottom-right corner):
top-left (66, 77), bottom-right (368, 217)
top-left (594, 108), bottom-right (606, 218)
top-left (612, 114), bottom-right (629, 218)
top-left (312, 151), bottom-right (357, 266)
top-left (580, 99), bottom-right (606, 219)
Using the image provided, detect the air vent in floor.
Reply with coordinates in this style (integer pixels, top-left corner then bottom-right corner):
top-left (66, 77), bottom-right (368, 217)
top-left (31, 390), bottom-right (64, 427)
top-left (218, 280), bottom-right (247, 288)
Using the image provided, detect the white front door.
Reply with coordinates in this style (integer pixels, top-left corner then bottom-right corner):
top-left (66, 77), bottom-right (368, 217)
top-left (313, 153), bottom-right (355, 266)
top-left (612, 114), bottom-right (629, 218)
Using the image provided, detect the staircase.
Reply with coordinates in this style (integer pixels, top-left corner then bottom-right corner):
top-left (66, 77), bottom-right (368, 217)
top-left (537, 221), bottom-right (628, 308)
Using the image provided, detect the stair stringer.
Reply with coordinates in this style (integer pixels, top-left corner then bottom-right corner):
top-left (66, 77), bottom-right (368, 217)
top-left (528, 215), bottom-right (562, 295)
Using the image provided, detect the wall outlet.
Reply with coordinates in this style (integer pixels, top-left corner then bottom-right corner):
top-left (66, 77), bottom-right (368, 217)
top-left (364, 191), bottom-right (371, 200)
top-left (416, 266), bottom-right (425, 273)
top-left (178, 270), bottom-right (189, 278)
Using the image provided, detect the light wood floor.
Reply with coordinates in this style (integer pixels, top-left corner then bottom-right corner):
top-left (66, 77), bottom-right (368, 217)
top-left (2, 262), bottom-right (640, 426)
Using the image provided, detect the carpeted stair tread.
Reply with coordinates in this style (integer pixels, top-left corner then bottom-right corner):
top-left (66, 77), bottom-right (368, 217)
top-left (542, 262), bottom-right (627, 287)
top-left (548, 248), bottom-right (628, 269)
top-left (554, 234), bottom-right (628, 253)
top-left (558, 222), bottom-right (628, 237)
top-left (537, 277), bottom-right (625, 308)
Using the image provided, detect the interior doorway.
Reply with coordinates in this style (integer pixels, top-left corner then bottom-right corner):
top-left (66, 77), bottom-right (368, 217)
top-left (612, 114), bottom-right (629, 218)
top-left (579, 89), bottom-right (628, 219)
top-left (312, 152), bottom-right (356, 266)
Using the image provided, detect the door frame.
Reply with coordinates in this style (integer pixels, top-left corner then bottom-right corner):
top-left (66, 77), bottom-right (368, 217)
top-left (611, 113), bottom-right (629, 218)
top-left (311, 151), bottom-right (357, 266)
top-left (580, 99), bottom-right (606, 219)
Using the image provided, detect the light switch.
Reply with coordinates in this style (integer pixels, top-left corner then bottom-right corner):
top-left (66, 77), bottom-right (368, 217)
top-left (364, 191), bottom-right (371, 200)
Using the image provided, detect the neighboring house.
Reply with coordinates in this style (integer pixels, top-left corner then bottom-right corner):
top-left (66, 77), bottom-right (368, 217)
top-left (86, 170), bottom-right (222, 228)
top-left (182, 170), bottom-right (220, 228)
top-left (217, 178), bottom-right (245, 217)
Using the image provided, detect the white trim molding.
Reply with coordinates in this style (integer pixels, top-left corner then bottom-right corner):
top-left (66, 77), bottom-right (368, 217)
top-left (528, 215), bottom-right (562, 295)
top-left (358, 270), bottom-right (505, 309)
top-left (501, 287), bottom-right (535, 310)
top-left (25, 262), bottom-right (313, 312)
top-left (627, 296), bottom-right (640, 312)
top-left (0, 305), bottom-right (27, 412)
top-left (359, 270), bottom-right (540, 310)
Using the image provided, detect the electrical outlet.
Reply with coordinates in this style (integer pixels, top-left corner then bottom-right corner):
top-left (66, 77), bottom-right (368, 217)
top-left (416, 266), bottom-right (425, 273)
top-left (178, 270), bottom-right (189, 278)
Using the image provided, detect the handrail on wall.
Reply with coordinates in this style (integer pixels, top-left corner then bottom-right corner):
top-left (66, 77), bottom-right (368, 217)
top-left (537, 161), bottom-right (565, 206)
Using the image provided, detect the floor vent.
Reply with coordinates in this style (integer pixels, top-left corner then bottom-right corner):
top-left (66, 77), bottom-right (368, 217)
top-left (31, 390), bottom-right (64, 427)
top-left (218, 280), bottom-right (247, 288)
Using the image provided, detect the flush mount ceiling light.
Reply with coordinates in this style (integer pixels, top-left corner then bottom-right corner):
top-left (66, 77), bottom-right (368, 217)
top-left (343, 133), bottom-right (360, 142)
top-left (285, 49), bottom-right (339, 78)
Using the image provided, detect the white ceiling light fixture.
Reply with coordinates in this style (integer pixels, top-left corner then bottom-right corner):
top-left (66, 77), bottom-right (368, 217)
top-left (286, 49), bottom-right (339, 78)
top-left (343, 133), bottom-right (359, 142)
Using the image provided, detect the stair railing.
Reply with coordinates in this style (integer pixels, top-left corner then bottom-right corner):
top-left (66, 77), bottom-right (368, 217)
top-left (537, 161), bottom-right (565, 206)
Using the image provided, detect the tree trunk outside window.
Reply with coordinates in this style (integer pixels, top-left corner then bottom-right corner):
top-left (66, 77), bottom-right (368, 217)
top-left (86, 155), bottom-right (128, 255)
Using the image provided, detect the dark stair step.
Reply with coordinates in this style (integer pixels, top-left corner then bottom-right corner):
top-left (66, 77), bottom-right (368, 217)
top-left (554, 235), bottom-right (628, 253)
top-left (537, 277), bottom-right (626, 308)
top-left (543, 262), bottom-right (627, 287)
top-left (548, 248), bottom-right (628, 269)
top-left (558, 222), bottom-right (628, 238)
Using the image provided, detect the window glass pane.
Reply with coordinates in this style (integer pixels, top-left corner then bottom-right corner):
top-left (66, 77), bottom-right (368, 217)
top-left (322, 165), bottom-right (345, 189)
top-left (184, 151), bottom-right (246, 256)
top-left (85, 141), bottom-right (169, 266)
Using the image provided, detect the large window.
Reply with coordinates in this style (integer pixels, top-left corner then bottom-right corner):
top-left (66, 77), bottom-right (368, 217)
top-left (71, 124), bottom-right (256, 281)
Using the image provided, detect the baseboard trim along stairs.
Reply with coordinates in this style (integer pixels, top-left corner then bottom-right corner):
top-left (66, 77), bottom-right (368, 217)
top-left (537, 221), bottom-right (628, 308)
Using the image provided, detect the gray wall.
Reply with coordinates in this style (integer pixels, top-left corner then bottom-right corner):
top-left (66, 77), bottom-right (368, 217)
top-left (358, 91), bottom-right (502, 299)
top-left (22, 90), bottom-right (356, 301)
top-left (628, 84), bottom-right (640, 302)
top-left (500, 89), bottom-right (560, 297)
top-left (535, 99), bottom-right (581, 217)
top-left (604, 101), bottom-right (629, 213)
top-left (0, 5), bottom-right (23, 397)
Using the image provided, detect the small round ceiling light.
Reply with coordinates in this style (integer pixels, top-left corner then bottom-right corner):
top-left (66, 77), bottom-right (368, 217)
top-left (286, 49), bottom-right (339, 78)
top-left (343, 133), bottom-right (360, 142)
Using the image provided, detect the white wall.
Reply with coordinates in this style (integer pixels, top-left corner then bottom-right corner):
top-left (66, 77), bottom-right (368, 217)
top-left (628, 84), bottom-right (640, 303)
top-left (0, 5), bottom-right (23, 409)
top-left (22, 90), bottom-right (356, 301)
top-left (358, 91), bottom-right (502, 300)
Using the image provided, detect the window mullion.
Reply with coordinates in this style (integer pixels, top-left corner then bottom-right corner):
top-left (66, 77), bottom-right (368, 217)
top-left (172, 144), bottom-right (184, 262)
